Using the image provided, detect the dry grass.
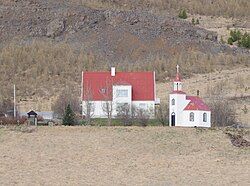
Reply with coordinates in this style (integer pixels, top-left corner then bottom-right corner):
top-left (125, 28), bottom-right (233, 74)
top-left (70, 0), bottom-right (250, 18)
top-left (0, 126), bottom-right (249, 185)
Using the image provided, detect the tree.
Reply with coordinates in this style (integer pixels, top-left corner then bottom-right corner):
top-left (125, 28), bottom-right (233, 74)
top-left (191, 18), bottom-right (195, 25)
top-left (52, 87), bottom-right (80, 119)
top-left (82, 87), bottom-right (95, 125)
top-left (155, 102), bottom-right (169, 126)
top-left (178, 9), bottom-right (187, 19)
top-left (62, 104), bottom-right (75, 126)
top-left (101, 79), bottom-right (114, 126)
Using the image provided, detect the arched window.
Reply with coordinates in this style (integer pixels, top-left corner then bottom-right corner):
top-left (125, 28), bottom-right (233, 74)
top-left (190, 112), bottom-right (194, 122)
top-left (203, 113), bottom-right (207, 122)
top-left (171, 98), bottom-right (175, 105)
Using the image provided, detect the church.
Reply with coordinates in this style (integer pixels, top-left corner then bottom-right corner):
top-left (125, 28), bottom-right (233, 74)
top-left (169, 65), bottom-right (211, 127)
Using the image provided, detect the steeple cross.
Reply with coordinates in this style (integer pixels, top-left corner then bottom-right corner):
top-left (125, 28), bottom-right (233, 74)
top-left (176, 64), bottom-right (179, 74)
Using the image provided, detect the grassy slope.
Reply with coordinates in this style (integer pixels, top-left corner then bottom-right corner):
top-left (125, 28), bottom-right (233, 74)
top-left (0, 126), bottom-right (249, 185)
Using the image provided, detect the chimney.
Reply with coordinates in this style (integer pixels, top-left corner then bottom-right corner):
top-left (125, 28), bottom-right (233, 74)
top-left (197, 90), bottom-right (200, 96)
top-left (111, 67), bottom-right (116, 77)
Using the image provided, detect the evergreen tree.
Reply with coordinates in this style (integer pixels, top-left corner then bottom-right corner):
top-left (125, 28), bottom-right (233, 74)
top-left (191, 18), bottom-right (195, 25)
top-left (63, 104), bottom-right (75, 126)
top-left (178, 9), bottom-right (187, 19)
top-left (196, 18), bottom-right (199, 25)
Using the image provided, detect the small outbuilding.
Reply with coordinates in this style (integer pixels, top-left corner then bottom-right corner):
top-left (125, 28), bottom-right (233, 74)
top-left (27, 110), bottom-right (38, 125)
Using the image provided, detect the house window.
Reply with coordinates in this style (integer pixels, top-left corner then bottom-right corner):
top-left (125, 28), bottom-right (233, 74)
top-left (116, 89), bottom-right (128, 97)
top-left (203, 113), bottom-right (207, 122)
top-left (190, 112), bottom-right (194, 122)
top-left (100, 88), bottom-right (106, 94)
top-left (171, 98), bottom-right (175, 105)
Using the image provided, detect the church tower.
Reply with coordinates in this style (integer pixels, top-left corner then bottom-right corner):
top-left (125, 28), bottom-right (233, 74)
top-left (169, 65), bottom-right (188, 126)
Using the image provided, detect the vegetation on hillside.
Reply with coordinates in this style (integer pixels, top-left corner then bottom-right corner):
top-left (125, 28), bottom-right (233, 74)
top-left (228, 30), bottom-right (250, 48)
top-left (0, 40), bottom-right (249, 101)
top-left (73, 0), bottom-right (250, 18)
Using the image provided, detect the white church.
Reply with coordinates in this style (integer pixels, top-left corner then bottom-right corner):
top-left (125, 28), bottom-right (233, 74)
top-left (169, 65), bottom-right (211, 127)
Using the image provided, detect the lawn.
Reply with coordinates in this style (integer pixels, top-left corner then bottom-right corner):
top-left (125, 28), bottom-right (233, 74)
top-left (0, 126), bottom-right (249, 185)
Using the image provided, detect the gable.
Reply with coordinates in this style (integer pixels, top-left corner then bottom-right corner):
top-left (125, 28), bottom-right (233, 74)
top-left (82, 71), bottom-right (155, 101)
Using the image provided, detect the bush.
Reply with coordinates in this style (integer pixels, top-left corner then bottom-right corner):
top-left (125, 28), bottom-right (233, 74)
top-left (227, 30), bottom-right (250, 48)
top-left (0, 116), bottom-right (27, 125)
top-left (208, 100), bottom-right (237, 127)
top-left (178, 9), bottom-right (187, 19)
top-left (155, 103), bottom-right (169, 126)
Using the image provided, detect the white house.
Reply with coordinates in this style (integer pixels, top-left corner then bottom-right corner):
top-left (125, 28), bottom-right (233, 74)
top-left (82, 67), bottom-right (158, 118)
top-left (169, 65), bottom-right (211, 127)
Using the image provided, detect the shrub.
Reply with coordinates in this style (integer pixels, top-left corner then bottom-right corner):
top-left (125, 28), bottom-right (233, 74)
top-left (155, 102), bottom-right (169, 126)
top-left (238, 32), bottom-right (250, 48)
top-left (208, 100), bottom-right (237, 127)
top-left (178, 9), bottom-right (187, 19)
top-left (196, 18), bottom-right (199, 24)
top-left (191, 18), bottom-right (195, 25)
top-left (227, 37), bottom-right (234, 45)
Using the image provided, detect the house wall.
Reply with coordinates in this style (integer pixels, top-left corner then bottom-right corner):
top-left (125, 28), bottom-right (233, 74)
top-left (181, 110), bottom-right (211, 127)
top-left (82, 100), bottom-right (155, 118)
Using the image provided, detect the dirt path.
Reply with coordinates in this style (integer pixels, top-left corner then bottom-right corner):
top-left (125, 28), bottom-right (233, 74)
top-left (0, 127), bottom-right (249, 185)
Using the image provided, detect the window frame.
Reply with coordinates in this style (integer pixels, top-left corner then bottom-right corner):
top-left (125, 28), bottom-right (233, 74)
top-left (171, 98), bottom-right (175, 105)
top-left (116, 89), bottom-right (128, 98)
top-left (203, 113), bottom-right (207, 122)
top-left (189, 112), bottom-right (194, 122)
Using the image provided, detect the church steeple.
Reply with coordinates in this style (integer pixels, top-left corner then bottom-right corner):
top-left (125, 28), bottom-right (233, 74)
top-left (173, 65), bottom-right (182, 91)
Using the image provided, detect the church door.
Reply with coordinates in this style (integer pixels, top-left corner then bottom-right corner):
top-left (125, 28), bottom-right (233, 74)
top-left (171, 112), bottom-right (175, 126)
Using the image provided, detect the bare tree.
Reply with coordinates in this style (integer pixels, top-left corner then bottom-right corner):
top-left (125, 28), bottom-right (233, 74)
top-left (82, 87), bottom-right (95, 125)
top-left (208, 99), bottom-right (237, 127)
top-left (155, 102), bottom-right (169, 126)
top-left (52, 87), bottom-right (81, 119)
top-left (101, 79), bottom-right (114, 126)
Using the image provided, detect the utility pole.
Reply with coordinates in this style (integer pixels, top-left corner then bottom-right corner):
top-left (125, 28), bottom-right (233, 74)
top-left (14, 84), bottom-right (16, 118)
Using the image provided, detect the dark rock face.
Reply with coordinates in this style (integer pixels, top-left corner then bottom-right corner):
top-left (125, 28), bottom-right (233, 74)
top-left (0, 0), bottom-right (248, 62)
top-left (46, 19), bottom-right (65, 38)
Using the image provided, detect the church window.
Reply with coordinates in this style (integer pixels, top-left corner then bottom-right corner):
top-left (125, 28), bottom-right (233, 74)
top-left (190, 112), bottom-right (194, 122)
top-left (203, 113), bottom-right (207, 122)
top-left (171, 98), bottom-right (175, 105)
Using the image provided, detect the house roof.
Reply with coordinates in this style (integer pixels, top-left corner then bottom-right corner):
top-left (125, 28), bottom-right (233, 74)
top-left (184, 96), bottom-right (210, 111)
top-left (82, 71), bottom-right (155, 101)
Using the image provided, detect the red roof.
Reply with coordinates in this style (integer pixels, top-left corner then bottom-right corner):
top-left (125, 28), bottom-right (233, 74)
top-left (184, 96), bottom-right (210, 111)
top-left (174, 73), bottom-right (181, 82)
top-left (82, 71), bottom-right (155, 101)
top-left (170, 90), bottom-right (186, 94)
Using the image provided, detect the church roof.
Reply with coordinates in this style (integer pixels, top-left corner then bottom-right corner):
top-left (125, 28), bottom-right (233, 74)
top-left (170, 90), bottom-right (186, 94)
top-left (184, 96), bottom-right (210, 111)
top-left (174, 73), bottom-right (181, 82)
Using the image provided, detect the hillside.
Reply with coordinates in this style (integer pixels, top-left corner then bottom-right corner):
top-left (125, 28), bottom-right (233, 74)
top-left (0, 126), bottom-right (249, 185)
top-left (0, 0), bottom-right (249, 118)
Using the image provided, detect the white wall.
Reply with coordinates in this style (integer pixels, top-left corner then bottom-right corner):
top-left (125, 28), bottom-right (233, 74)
top-left (181, 110), bottom-right (211, 127)
top-left (169, 93), bottom-right (189, 126)
top-left (82, 100), bottom-right (155, 118)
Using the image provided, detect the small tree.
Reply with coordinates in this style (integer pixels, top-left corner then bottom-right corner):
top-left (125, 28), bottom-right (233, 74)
top-left (191, 18), bottom-right (195, 25)
top-left (155, 102), bottom-right (169, 126)
top-left (178, 9), bottom-right (187, 19)
top-left (101, 79), bottom-right (114, 126)
top-left (196, 18), bottom-right (199, 25)
top-left (82, 87), bottom-right (95, 125)
top-left (63, 104), bottom-right (75, 126)
top-left (208, 99), bottom-right (236, 127)
top-left (135, 107), bottom-right (151, 127)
